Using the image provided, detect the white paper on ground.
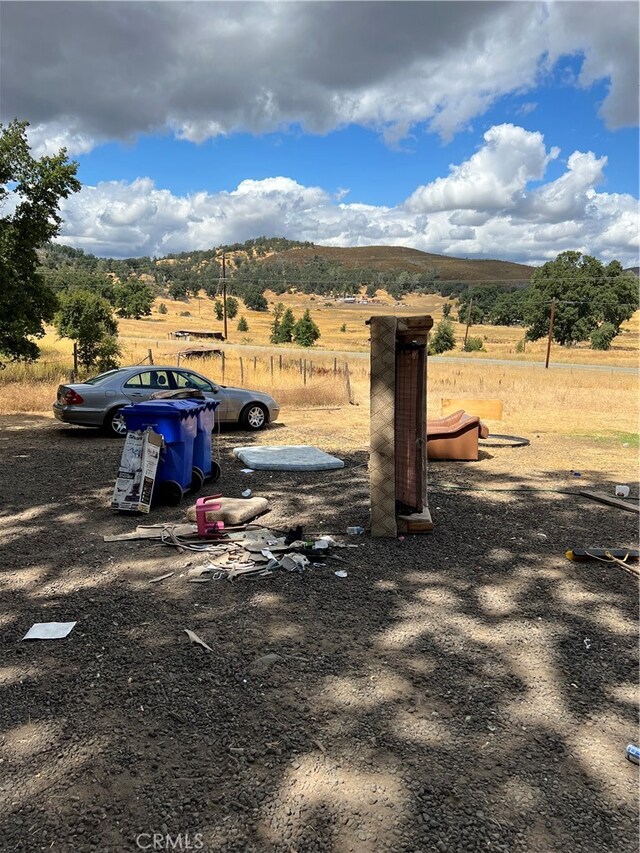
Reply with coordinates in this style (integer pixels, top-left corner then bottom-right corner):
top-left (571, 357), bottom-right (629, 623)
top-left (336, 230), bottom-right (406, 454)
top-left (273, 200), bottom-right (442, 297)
top-left (23, 622), bottom-right (77, 641)
top-left (241, 468), bottom-right (255, 474)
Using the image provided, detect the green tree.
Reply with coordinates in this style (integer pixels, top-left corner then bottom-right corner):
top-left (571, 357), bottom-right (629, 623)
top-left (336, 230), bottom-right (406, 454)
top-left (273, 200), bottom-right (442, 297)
top-left (270, 303), bottom-right (284, 343)
top-left (293, 309), bottom-right (321, 347)
top-left (244, 286), bottom-right (268, 311)
top-left (430, 319), bottom-right (456, 354)
top-left (237, 315), bottom-right (249, 332)
top-left (158, 302), bottom-right (168, 315)
top-left (114, 278), bottom-right (154, 319)
top-left (590, 322), bottom-right (617, 350)
top-left (226, 296), bottom-right (239, 319)
top-left (214, 299), bottom-right (223, 321)
top-left (442, 303), bottom-right (452, 318)
top-left (55, 289), bottom-right (121, 370)
top-left (277, 308), bottom-right (296, 343)
top-left (524, 251), bottom-right (639, 346)
top-left (0, 120), bottom-right (81, 362)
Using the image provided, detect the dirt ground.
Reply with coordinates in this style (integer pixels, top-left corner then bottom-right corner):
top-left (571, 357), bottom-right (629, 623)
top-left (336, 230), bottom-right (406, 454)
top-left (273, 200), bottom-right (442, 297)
top-left (0, 415), bottom-right (638, 853)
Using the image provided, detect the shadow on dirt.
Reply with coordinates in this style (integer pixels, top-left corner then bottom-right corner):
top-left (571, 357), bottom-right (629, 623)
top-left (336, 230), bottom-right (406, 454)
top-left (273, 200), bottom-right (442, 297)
top-left (0, 414), bottom-right (637, 853)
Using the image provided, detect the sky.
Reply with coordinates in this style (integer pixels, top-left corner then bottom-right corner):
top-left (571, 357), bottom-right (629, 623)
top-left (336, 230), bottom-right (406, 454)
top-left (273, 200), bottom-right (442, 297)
top-left (1, 0), bottom-right (638, 266)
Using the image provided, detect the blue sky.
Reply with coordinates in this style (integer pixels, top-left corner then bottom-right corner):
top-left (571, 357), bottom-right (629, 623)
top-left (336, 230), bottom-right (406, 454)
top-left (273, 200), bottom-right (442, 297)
top-left (1, 1), bottom-right (638, 265)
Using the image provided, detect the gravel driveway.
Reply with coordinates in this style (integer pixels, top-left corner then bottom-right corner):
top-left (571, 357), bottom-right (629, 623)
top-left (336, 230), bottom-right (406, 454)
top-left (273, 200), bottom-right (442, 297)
top-left (0, 415), bottom-right (637, 853)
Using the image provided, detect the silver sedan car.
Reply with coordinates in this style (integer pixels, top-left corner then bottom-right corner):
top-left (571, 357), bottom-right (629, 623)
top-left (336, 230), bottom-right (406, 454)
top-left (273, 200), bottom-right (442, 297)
top-left (53, 365), bottom-right (280, 437)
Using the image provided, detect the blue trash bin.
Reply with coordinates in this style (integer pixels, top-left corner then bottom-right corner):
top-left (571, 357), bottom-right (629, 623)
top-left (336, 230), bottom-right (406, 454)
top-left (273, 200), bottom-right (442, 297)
top-left (121, 400), bottom-right (204, 504)
top-left (192, 400), bottom-right (221, 487)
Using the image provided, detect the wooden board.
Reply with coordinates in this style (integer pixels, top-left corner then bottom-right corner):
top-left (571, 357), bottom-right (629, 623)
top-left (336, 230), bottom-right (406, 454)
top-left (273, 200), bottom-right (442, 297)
top-left (440, 398), bottom-right (503, 420)
top-left (580, 491), bottom-right (640, 515)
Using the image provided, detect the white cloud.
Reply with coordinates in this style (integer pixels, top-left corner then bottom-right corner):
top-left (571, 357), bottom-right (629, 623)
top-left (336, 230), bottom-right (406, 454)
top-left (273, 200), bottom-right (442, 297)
top-left (1, 2), bottom-right (637, 155)
top-left (405, 124), bottom-right (558, 212)
top-left (55, 124), bottom-right (639, 267)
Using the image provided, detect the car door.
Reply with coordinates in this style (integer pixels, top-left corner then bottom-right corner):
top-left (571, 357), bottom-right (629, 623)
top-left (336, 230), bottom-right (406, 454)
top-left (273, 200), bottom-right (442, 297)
top-left (122, 370), bottom-right (174, 402)
top-left (170, 369), bottom-right (229, 420)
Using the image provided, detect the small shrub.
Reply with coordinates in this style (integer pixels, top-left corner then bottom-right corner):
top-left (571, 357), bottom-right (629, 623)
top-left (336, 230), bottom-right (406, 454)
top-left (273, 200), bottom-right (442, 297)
top-left (340, 323), bottom-right (347, 332)
top-left (429, 319), bottom-right (456, 354)
top-left (515, 337), bottom-right (526, 354)
top-left (463, 336), bottom-right (484, 352)
top-left (179, 310), bottom-right (191, 317)
top-left (442, 303), bottom-right (452, 318)
top-left (590, 322), bottom-right (616, 351)
top-left (237, 315), bottom-right (249, 332)
top-left (158, 303), bottom-right (168, 315)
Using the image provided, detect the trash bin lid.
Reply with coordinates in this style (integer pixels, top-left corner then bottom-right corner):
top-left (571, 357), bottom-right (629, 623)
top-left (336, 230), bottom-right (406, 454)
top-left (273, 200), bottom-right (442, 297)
top-left (123, 399), bottom-right (206, 418)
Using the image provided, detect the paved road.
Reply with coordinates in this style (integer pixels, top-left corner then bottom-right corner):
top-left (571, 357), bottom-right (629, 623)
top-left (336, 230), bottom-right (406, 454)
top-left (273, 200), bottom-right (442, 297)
top-left (123, 335), bottom-right (637, 374)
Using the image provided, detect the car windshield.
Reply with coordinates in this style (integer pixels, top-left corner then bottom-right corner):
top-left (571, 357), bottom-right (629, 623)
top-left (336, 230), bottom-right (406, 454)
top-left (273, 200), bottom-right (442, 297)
top-left (84, 369), bottom-right (123, 386)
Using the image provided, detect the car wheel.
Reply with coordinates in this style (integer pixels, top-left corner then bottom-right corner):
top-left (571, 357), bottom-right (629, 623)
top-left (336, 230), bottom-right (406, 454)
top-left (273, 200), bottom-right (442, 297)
top-left (241, 403), bottom-right (267, 431)
top-left (103, 406), bottom-right (127, 438)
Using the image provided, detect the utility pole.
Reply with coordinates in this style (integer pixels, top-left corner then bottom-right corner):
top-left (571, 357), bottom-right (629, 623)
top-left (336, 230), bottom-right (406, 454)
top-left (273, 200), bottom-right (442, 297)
top-left (545, 298), bottom-right (556, 369)
top-left (222, 253), bottom-right (228, 341)
top-left (463, 297), bottom-right (473, 348)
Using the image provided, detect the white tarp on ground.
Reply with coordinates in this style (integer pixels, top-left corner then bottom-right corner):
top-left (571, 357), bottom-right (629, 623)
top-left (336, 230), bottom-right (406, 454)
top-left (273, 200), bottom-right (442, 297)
top-left (233, 445), bottom-right (344, 471)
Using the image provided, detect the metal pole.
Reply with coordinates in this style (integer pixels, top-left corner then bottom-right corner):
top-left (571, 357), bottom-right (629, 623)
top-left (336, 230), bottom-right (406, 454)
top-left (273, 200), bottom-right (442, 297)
top-left (463, 297), bottom-right (473, 348)
top-left (345, 362), bottom-right (352, 404)
top-left (222, 253), bottom-right (228, 342)
top-left (545, 298), bottom-right (556, 369)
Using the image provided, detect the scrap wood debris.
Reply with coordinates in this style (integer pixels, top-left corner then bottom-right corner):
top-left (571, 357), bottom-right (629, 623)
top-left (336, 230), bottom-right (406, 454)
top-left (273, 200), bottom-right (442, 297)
top-left (105, 518), bottom-right (355, 583)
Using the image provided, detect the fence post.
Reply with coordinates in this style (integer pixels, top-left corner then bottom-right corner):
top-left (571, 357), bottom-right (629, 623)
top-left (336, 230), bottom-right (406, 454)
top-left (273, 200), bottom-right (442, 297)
top-left (253, 356), bottom-right (257, 373)
top-left (239, 356), bottom-right (244, 384)
top-left (303, 359), bottom-right (307, 385)
top-left (147, 348), bottom-right (154, 366)
top-left (270, 356), bottom-right (274, 381)
top-left (333, 357), bottom-right (337, 376)
top-left (345, 362), bottom-right (353, 404)
top-left (221, 351), bottom-right (225, 383)
top-left (279, 354), bottom-right (282, 372)
top-left (177, 352), bottom-right (181, 367)
top-left (299, 358), bottom-right (303, 375)
top-left (73, 342), bottom-right (78, 376)
top-left (310, 361), bottom-right (313, 381)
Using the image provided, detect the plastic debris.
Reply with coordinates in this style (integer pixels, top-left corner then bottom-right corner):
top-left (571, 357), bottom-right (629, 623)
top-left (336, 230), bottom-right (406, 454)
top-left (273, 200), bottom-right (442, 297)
top-left (583, 638), bottom-right (592, 649)
top-left (23, 622), bottom-right (77, 641)
top-left (240, 468), bottom-right (255, 474)
top-left (626, 744), bottom-right (640, 765)
top-left (184, 628), bottom-right (212, 652)
top-left (615, 485), bottom-right (630, 498)
top-left (242, 489), bottom-right (252, 498)
top-left (346, 526), bottom-right (364, 535)
top-left (334, 570), bottom-right (348, 578)
top-left (281, 554), bottom-right (310, 572)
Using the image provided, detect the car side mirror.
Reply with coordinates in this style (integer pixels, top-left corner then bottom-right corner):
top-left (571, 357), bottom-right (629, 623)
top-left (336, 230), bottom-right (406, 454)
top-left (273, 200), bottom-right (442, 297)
top-left (211, 385), bottom-right (220, 393)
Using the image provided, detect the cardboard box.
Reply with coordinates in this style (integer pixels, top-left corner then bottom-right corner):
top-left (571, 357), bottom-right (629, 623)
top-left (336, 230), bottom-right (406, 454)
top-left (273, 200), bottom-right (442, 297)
top-left (111, 429), bottom-right (162, 513)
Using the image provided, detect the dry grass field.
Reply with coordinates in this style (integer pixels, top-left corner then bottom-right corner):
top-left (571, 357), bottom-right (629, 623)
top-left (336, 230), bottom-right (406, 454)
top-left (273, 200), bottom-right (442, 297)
top-left (0, 290), bottom-right (637, 465)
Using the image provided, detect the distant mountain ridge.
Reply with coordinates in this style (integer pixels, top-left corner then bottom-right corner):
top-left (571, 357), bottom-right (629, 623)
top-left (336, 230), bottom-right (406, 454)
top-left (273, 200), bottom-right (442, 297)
top-left (45, 238), bottom-right (535, 284)
top-left (260, 245), bottom-right (534, 282)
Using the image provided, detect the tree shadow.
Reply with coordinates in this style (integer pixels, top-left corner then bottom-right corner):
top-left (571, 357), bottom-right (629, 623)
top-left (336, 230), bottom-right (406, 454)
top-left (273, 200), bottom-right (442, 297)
top-left (0, 414), bottom-right (637, 852)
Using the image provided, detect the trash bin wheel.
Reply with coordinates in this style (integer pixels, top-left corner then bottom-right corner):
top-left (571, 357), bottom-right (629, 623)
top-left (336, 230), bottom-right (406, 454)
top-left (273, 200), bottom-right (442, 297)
top-left (191, 467), bottom-right (205, 493)
top-left (209, 460), bottom-right (222, 483)
top-left (155, 480), bottom-right (183, 506)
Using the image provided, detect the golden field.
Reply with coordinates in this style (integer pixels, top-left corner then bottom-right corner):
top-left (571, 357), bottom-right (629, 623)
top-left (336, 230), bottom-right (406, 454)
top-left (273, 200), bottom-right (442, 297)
top-left (0, 290), bottom-right (637, 462)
